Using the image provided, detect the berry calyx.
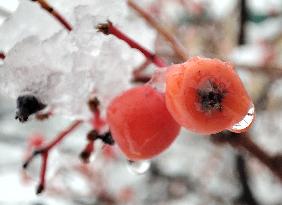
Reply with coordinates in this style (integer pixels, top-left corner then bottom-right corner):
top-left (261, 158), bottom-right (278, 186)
top-left (107, 85), bottom-right (180, 160)
top-left (165, 57), bottom-right (254, 135)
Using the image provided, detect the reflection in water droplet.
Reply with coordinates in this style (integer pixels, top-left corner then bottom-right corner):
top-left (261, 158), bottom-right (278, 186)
top-left (230, 105), bottom-right (255, 132)
top-left (127, 160), bottom-right (151, 175)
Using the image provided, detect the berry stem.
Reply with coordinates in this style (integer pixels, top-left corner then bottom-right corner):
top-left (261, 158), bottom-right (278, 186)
top-left (31, 0), bottom-right (72, 31)
top-left (127, 0), bottom-right (188, 61)
top-left (23, 120), bottom-right (82, 194)
top-left (97, 21), bottom-right (167, 68)
top-left (132, 59), bottom-right (152, 83)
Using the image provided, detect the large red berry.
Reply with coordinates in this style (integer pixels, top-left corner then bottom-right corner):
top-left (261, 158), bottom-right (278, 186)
top-left (165, 57), bottom-right (254, 135)
top-left (107, 85), bottom-right (180, 160)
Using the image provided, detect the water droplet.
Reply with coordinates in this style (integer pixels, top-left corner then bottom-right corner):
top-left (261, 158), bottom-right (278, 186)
top-left (229, 105), bottom-right (255, 132)
top-left (127, 160), bottom-right (151, 175)
top-left (148, 67), bottom-right (168, 92)
top-left (89, 139), bottom-right (104, 162)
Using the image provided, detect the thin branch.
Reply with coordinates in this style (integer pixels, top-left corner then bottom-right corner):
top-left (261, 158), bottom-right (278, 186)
top-left (127, 0), bottom-right (188, 61)
top-left (238, 0), bottom-right (248, 45)
top-left (211, 131), bottom-right (282, 181)
top-left (96, 21), bottom-right (167, 67)
top-left (236, 154), bottom-right (260, 205)
top-left (23, 120), bottom-right (82, 194)
top-left (31, 0), bottom-right (72, 31)
top-left (132, 59), bottom-right (152, 83)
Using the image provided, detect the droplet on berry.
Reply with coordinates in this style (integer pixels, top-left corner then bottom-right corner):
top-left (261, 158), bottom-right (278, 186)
top-left (165, 57), bottom-right (254, 135)
top-left (229, 105), bottom-right (255, 133)
top-left (127, 160), bottom-right (151, 175)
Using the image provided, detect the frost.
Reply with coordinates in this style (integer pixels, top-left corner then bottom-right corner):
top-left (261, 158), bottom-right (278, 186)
top-left (0, 0), bottom-right (156, 119)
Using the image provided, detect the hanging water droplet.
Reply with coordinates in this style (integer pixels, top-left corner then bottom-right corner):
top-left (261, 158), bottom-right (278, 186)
top-left (229, 105), bottom-right (255, 132)
top-left (89, 139), bottom-right (104, 163)
top-left (127, 160), bottom-right (151, 175)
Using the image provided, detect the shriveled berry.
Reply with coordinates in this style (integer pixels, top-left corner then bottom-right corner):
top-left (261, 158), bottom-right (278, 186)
top-left (15, 95), bottom-right (46, 122)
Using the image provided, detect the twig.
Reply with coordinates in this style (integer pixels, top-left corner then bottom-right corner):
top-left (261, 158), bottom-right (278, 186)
top-left (23, 120), bottom-right (82, 194)
top-left (235, 63), bottom-right (282, 78)
top-left (236, 154), bottom-right (260, 205)
top-left (238, 0), bottom-right (247, 45)
top-left (96, 21), bottom-right (167, 67)
top-left (31, 0), bottom-right (72, 31)
top-left (132, 59), bottom-right (152, 83)
top-left (211, 131), bottom-right (282, 181)
top-left (127, 0), bottom-right (188, 61)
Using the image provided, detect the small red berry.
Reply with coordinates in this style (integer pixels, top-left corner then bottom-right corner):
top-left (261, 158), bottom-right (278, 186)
top-left (107, 85), bottom-right (180, 160)
top-left (165, 57), bottom-right (254, 135)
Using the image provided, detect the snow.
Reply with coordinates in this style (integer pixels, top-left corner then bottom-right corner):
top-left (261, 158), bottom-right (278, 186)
top-left (0, 0), bottom-right (156, 119)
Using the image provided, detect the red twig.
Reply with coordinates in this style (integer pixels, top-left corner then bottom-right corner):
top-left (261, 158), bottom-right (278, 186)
top-left (31, 0), bottom-right (72, 31)
top-left (132, 59), bottom-right (152, 83)
top-left (23, 120), bottom-right (82, 194)
top-left (127, 0), bottom-right (188, 61)
top-left (37, 152), bottom-right (48, 194)
top-left (96, 21), bottom-right (167, 68)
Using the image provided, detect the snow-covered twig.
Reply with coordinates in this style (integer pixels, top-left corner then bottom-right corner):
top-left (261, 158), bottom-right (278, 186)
top-left (31, 0), bottom-right (72, 31)
top-left (97, 21), bottom-right (167, 67)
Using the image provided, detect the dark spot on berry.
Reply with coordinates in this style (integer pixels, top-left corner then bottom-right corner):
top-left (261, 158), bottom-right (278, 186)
top-left (197, 80), bottom-right (226, 112)
top-left (15, 95), bottom-right (46, 122)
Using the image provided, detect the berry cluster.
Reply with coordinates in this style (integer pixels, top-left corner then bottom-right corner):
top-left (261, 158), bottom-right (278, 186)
top-left (107, 57), bottom-right (254, 160)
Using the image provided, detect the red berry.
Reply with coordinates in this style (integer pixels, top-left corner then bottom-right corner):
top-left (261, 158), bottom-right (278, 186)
top-left (165, 57), bottom-right (254, 135)
top-left (107, 85), bottom-right (180, 160)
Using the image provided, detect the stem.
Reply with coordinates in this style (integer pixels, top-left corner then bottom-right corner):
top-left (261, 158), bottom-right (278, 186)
top-left (127, 0), bottom-right (188, 61)
top-left (37, 152), bottom-right (48, 194)
top-left (97, 21), bottom-right (167, 68)
top-left (238, 0), bottom-right (247, 45)
top-left (23, 120), bottom-right (82, 194)
top-left (31, 0), bottom-right (72, 31)
top-left (211, 131), bottom-right (282, 181)
top-left (236, 154), bottom-right (260, 205)
top-left (132, 59), bottom-right (152, 83)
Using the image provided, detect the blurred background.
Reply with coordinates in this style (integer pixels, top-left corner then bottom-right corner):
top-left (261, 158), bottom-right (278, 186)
top-left (0, 0), bottom-right (281, 204)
